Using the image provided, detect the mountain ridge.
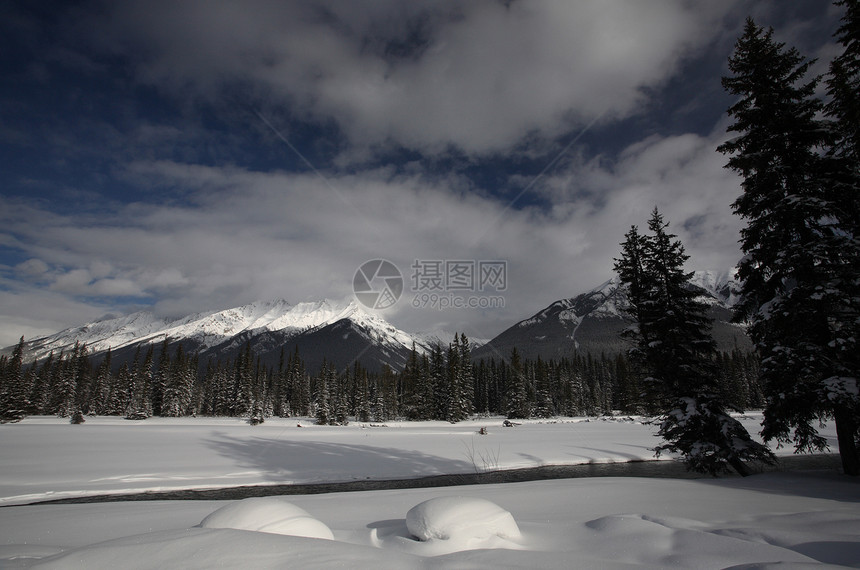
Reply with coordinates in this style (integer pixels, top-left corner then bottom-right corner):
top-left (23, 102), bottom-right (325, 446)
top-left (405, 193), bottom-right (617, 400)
top-left (5, 270), bottom-right (750, 371)
top-left (472, 270), bottom-right (750, 362)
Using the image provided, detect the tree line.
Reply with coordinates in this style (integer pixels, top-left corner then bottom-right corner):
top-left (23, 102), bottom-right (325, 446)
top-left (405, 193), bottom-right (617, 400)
top-left (0, 333), bottom-right (761, 426)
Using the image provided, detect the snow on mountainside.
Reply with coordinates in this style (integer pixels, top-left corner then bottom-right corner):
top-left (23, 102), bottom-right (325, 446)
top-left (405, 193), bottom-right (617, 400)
top-left (9, 271), bottom-right (740, 368)
top-left (20, 311), bottom-right (172, 360)
top-left (688, 268), bottom-right (741, 307)
top-left (473, 270), bottom-right (749, 362)
top-left (15, 298), bottom-right (424, 366)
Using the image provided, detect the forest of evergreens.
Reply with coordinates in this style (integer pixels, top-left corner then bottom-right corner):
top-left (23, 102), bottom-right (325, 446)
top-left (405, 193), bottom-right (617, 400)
top-left (0, 333), bottom-right (761, 425)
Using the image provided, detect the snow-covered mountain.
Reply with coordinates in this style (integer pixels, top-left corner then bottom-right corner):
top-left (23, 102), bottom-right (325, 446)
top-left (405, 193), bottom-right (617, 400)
top-left (472, 270), bottom-right (751, 362)
top-left (8, 270), bottom-right (748, 372)
top-left (15, 299), bottom-right (435, 373)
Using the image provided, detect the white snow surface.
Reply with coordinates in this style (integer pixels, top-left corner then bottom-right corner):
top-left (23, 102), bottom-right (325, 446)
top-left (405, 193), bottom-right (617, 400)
top-left (1, 415), bottom-right (857, 569)
top-left (406, 496), bottom-right (522, 544)
top-left (20, 298), bottom-right (428, 362)
top-left (0, 414), bottom-right (840, 506)
top-left (199, 497), bottom-right (334, 539)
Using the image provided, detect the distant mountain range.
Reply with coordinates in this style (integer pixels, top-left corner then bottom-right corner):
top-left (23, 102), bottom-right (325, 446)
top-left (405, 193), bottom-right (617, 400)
top-left (472, 270), bottom-right (751, 362)
top-left (6, 271), bottom-right (750, 372)
top-left (12, 299), bottom-right (447, 373)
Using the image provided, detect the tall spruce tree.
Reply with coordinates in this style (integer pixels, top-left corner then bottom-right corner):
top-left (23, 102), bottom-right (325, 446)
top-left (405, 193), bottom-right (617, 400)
top-left (315, 363), bottom-right (331, 425)
top-left (615, 208), bottom-right (774, 475)
top-left (506, 347), bottom-right (530, 419)
top-left (615, 224), bottom-right (657, 410)
top-left (719, 16), bottom-right (860, 475)
top-left (824, 0), bottom-right (860, 473)
top-left (0, 336), bottom-right (28, 421)
top-left (445, 333), bottom-right (473, 423)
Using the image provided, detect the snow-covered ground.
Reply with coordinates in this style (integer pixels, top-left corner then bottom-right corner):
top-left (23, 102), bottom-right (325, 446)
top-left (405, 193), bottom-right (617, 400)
top-left (1, 415), bottom-right (857, 568)
top-left (0, 414), bottom-right (697, 506)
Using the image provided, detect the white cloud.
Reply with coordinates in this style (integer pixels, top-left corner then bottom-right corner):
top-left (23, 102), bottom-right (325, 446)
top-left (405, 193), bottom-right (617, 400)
top-left (88, 0), bottom-right (742, 155)
top-left (7, 0), bottom-right (810, 348)
top-left (0, 124), bottom-right (745, 346)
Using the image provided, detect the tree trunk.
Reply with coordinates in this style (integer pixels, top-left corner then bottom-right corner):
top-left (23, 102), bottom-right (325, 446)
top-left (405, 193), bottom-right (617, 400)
top-left (834, 406), bottom-right (860, 476)
top-left (728, 456), bottom-right (751, 477)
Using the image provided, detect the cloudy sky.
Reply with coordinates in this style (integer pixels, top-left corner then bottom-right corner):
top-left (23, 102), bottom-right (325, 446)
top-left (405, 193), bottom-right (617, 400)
top-left (0, 0), bottom-right (844, 347)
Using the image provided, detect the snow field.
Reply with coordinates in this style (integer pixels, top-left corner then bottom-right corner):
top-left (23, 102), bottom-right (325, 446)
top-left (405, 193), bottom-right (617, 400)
top-left (2, 413), bottom-right (829, 506)
top-left (0, 415), bottom-right (856, 568)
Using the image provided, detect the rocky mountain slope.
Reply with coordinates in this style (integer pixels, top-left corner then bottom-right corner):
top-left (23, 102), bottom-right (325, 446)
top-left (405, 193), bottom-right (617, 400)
top-left (472, 271), bottom-right (750, 362)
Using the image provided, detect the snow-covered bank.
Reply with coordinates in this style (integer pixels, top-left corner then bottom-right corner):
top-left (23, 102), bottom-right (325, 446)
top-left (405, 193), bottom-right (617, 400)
top-left (1, 472), bottom-right (858, 568)
top-left (0, 414), bottom-right (839, 506)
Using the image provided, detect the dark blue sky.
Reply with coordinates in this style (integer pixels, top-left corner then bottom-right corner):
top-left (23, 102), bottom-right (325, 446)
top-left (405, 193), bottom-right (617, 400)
top-left (0, 0), bottom-right (843, 345)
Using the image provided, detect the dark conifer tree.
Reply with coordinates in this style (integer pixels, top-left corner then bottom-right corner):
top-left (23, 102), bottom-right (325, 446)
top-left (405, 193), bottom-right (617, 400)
top-left (73, 343), bottom-right (92, 414)
top-left (54, 347), bottom-right (78, 417)
top-left (111, 362), bottom-right (132, 415)
top-left (401, 343), bottom-right (422, 419)
top-left (824, 0), bottom-right (860, 473)
top-left (0, 336), bottom-right (28, 421)
top-left (152, 338), bottom-right (170, 416)
top-left (91, 349), bottom-right (112, 415)
top-left (315, 363), bottom-right (331, 425)
top-left (445, 334), bottom-right (473, 423)
top-left (719, 16), bottom-right (860, 475)
top-left (506, 347), bottom-right (530, 419)
top-left (429, 344), bottom-right (446, 420)
top-left (30, 351), bottom-right (54, 414)
top-left (356, 367), bottom-right (371, 422)
top-left (615, 208), bottom-right (773, 475)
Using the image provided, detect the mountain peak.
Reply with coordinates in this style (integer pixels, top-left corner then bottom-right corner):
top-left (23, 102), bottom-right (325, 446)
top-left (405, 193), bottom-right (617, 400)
top-left (12, 295), bottom-right (425, 372)
top-left (474, 269), bottom-right (749, 361)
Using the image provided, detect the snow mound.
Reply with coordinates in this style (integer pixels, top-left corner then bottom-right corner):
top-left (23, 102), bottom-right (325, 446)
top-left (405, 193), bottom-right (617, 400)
top-left (27, 528), bottom-right (415, 570)
top-left (405, 496), bottom-right (521, 542)
top-left (199, 497), bottom-right (334, 540)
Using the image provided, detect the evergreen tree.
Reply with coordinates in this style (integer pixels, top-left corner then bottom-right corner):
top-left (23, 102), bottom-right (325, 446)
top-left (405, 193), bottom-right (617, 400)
top-left (400, 344), bottom-right (423, 419)
top-left (615, 208), bottom-right (773, 475)
top-left (356, 368), bottom-right (371, 422)
top-left (30, 351), bottom-right (54, 414)
top-left (640, 209), bottom-right (716, 402)
top-left (163, 344), bottom-right (194, 417)
top-left (287, 348), bottom-right (310, 417)
top-left (445, 334), bottom-right (473, 422)
top-left (126, 347), bottom-right (153, 419)
top-left (91, 350), bottom-right (113, 415)
top-left (533, 357), bottom-right (554, 418)
top-left (473, 359), bottom-right (491, 415)
top-left (506, 347), bottom-right (530, 419)
top-left (231, 342), bottom-right (253, 418)
top-left (0, 336), bottom-right (28, 421)
top-left (824, 0), bottom-right (860, 473)
top-left (429, 344), bottom-right (447, 420)
top-left (111, 362), bottom-right (132, 415)
top-left (719, 16), bottom-right (860, 475)
top-left (152, 338), bottom-right (170, 416)
top-left (614, 225), bottom-right (656, 410)
top-left (826, 1), bottom-right (860, 174)
top-left (315, 363), bottom-right (331, 425)
top-left (415, 353), bottom-right (434, 419)
top-left (139, 347), bottom-right (155, 416)
top-left (54, 347), bottom-right (78, 417)
top-left (332, 368), bottom-right (349, 425)
top-left (273, 348), bottom-right (290, 417)
top-left (73, 343), bottom-right (92, 414)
